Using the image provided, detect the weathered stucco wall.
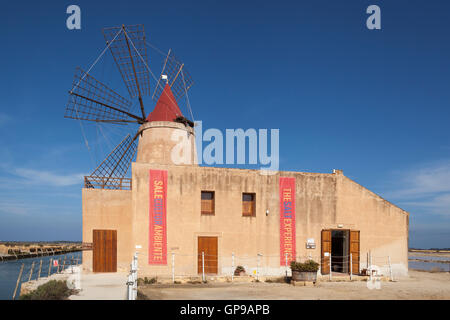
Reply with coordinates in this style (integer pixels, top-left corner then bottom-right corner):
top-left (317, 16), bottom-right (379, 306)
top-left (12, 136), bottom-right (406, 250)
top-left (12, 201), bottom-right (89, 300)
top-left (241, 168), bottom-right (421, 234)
top-left (82, 164), bottom-right (409, 277)
top-left (82, 188), bottom-right (133, 272)
top-left (130, 163), bottom-right (409, 278)
top-left (335, 173), bottom-right (409, 277)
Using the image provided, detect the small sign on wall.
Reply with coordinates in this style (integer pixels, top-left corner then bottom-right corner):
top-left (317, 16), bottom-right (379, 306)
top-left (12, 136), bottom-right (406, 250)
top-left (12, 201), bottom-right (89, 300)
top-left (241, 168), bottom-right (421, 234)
top-left (324, 252), bottom-right (330, 257)
top-left (306, 238), bottom-right (316, 249)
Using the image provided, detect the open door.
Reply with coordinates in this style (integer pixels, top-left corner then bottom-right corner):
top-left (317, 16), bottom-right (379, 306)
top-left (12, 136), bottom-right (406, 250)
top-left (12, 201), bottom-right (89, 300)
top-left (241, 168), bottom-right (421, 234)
top-left (349, 230), bottom-right (360, 275)
top-left (321, 230), bottom-right (331, 275)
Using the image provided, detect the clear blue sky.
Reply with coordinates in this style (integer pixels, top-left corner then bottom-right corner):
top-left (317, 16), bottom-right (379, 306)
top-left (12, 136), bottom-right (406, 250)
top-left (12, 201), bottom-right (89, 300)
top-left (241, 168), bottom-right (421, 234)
top-left (0, 0), bottom-right (449, 248)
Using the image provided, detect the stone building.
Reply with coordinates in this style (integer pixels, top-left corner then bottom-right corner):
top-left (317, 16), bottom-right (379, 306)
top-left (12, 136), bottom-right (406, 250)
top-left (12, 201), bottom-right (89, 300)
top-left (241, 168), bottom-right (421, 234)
top-left (82, 85), bottom-right (409, 278)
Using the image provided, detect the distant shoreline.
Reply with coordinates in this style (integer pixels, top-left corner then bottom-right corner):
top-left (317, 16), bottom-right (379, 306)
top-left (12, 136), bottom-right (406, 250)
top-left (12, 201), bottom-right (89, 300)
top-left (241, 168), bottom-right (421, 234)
top-left (0, 242), bottom-right (82, 261)
top-left (409, 249), bottom-right (450, 254)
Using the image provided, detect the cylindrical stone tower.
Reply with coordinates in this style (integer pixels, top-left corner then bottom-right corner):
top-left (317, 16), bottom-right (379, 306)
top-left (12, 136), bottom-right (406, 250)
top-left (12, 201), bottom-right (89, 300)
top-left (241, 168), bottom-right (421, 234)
top-left (136, 120), bottom-right (197, 165)
top-left (135, 83), bottom-right (197, 165)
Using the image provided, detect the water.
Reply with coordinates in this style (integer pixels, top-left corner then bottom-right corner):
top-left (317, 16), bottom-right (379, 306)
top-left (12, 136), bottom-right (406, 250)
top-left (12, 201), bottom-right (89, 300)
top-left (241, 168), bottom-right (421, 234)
top-left (0, 252), bottom-right (82, 300)
top-left (409, 255), bottom-right (450, 262)
top-left (408, 252), bottom-right (450, 272)
top-left (409, 260), bottom-right (450, 272)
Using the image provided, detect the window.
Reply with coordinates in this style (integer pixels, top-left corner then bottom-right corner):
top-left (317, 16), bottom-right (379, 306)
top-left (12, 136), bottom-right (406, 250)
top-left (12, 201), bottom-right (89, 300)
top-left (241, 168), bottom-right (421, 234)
top-left (242, 193), bottom-right (256, 217)
top-left (201, 191), bottom-right (215, 215)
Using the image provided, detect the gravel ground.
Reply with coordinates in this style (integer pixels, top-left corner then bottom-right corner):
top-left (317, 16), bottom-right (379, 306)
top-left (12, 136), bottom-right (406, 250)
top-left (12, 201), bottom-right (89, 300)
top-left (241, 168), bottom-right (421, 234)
top-left (138, 270), bottom-right (450, 300)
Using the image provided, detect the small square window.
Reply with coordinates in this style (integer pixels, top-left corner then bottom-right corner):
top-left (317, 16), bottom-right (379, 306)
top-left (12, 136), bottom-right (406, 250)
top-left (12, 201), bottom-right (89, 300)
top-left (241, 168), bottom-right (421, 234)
top-left (201, 191), bottom-right (215, 215)
top-left (242, 193), bottom-right (255, 217)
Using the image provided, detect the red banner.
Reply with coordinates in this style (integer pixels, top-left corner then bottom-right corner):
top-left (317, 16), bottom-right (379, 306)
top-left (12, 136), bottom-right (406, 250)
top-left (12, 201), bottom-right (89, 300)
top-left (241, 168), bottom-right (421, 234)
top-left (279, 177), bottom-right (296, 266)
top-left (149, 170), bottom-right (168, 264)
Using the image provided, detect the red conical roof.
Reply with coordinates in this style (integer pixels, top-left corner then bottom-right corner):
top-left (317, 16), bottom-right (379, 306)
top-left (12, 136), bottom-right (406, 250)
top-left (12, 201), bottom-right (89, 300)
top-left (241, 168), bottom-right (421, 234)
top-left (146, 84), bottom-right (183, 122)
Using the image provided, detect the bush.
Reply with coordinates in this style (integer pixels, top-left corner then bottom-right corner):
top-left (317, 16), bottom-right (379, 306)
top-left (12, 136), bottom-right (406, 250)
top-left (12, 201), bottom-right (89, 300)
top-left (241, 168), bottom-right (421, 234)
top-left (137, 277), bottom-right (157, 285)
top-left (20, 280), bottom-right (75, 300)
top-left (290, 260), bottom-right (319, 272)
top-left (137, 290), bottom-right (149, 300)
top-left (234, 266), bottom-right (246, 276)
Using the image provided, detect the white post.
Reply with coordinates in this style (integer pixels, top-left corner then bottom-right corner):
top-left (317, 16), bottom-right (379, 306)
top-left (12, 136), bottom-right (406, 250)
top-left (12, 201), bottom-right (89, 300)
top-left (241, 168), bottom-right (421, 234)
top-left (127, 272), bottom-right (133, 300)
top-left (172, 252), bottom-right (175, 284)
top-left (350, 253), bottom-right (353, 281)
top-left (329, 255), bottom-right (332, 281)
top-left (285, 253), bottom-right (288, 277)
top-left (256, 254), bottom-right (261, 281)
top-left (132, 252), bottom-right (138, 300)
top-left (388, 256), bottom-right (393, 281)
top-left (367, 252), bottom-right (369, 271)
top-left (231, 252), bottom-right (235, 282)
top-left (202, 252), bottom-right (205, 282)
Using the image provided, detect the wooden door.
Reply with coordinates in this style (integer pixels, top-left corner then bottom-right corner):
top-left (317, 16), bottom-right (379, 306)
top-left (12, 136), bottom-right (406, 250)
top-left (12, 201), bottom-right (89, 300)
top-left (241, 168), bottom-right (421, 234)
top-left (321, 230), bottom-right (331, 275)
top-left (197, 237), bottom-right (218, 274)
top-left (93, 230), bottom-right (117, 272)
top-left (349, 230), bottom-right (360, 275)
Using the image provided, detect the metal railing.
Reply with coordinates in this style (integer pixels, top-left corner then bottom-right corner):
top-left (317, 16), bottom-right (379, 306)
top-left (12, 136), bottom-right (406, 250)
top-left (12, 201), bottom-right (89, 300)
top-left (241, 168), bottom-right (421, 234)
top-left (127, 253), bottom-right (138, 300)
top-left (84, 175), bottom-right (132, 190)
top-left (12, 254), bottom-right (82, 300)
top-left (133, 251), bottom-right (405, 284)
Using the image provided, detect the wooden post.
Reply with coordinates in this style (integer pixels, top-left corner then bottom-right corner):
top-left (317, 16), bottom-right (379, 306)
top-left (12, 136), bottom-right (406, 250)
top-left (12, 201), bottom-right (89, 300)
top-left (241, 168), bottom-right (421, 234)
top-left (12, 264), bottom-right (24, 300)
top-left (28, 262), bottom-right (35, 282)
top-left (37, 260), bottom-right (43, 280)
top-left (48, 258), bottom-right (53, 277)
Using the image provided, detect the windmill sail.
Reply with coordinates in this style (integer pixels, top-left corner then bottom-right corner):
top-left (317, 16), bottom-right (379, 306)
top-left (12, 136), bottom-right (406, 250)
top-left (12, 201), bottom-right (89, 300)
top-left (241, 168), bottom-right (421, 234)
top-left (103, 24), bottom-right (151, 119)
top-left (85, 134), bottom-right (138, 190)
top-left (152, 49), bottom-right (194, 103)
top-left (65, 68), bottom-right (143, 124)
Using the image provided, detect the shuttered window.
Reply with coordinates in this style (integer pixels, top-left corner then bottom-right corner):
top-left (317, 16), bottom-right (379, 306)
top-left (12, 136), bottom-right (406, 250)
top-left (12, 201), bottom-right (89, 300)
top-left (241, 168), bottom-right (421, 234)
top-left (242, 193), bottom-right (256, 217)
top-left (201, 191), bottom-right (215, 215)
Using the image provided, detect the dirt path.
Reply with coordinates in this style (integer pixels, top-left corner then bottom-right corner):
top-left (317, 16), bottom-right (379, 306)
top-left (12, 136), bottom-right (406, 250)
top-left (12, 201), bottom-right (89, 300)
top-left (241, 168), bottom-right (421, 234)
top-left (139, 270), bottom-right (450, 300)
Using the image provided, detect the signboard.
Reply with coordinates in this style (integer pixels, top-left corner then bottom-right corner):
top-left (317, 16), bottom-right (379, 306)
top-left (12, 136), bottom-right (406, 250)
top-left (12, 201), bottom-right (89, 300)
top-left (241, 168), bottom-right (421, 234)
top-left (306, 238), bottom-right (316, 249)
top-left (148, 169), bottom-right (168, 265)
top-left (53, 260), bottom-right (59, 267)
top-left (279, 177), bottom-right (296, 265)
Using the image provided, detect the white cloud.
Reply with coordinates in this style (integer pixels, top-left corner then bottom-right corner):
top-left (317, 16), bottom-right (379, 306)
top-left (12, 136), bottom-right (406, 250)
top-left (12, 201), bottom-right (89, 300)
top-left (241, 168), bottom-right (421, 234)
top-left (391, 162), bottom-right (450, 198)
top-left (13, 168), bottom-right (84, 187)
top-left (0, 204), bottom-right (29, 216)
top-left (385, 161), bottom-right (450, 216)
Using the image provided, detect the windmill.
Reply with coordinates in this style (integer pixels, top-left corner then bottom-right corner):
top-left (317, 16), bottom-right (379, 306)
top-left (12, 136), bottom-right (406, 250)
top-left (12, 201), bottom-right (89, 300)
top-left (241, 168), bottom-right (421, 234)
top-left (65, 24), bottom-right (194, 190)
